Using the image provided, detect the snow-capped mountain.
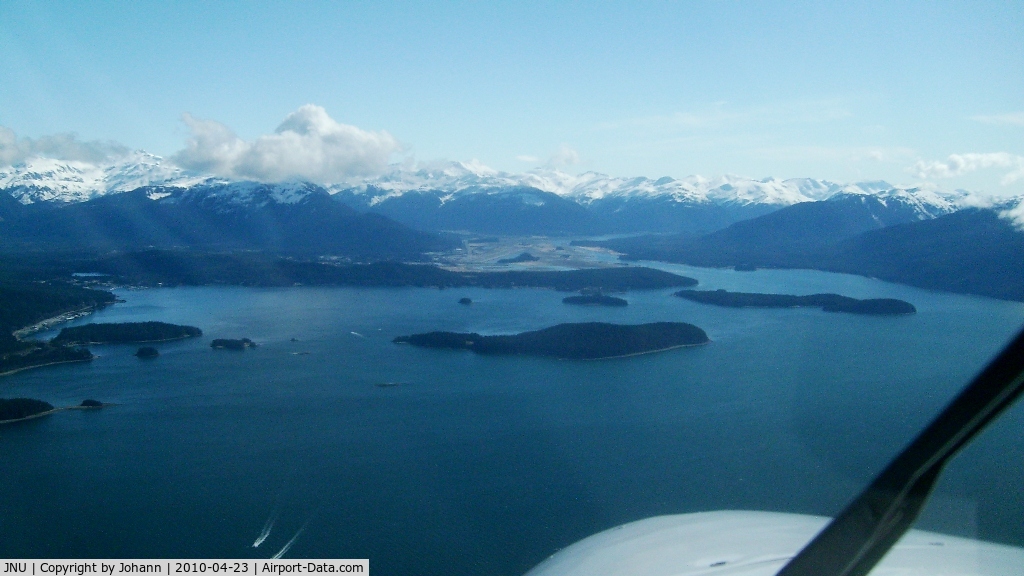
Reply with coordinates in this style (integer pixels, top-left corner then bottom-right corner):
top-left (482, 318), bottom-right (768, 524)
top-left (170, 181), bottom-right (325, 211)
top-left (0, 154), bottom-right (999, 236)
top-left (332, 161), bottom-right (972, 209)
top-left (1, 153), bottom-right (977, 212)
top-left (328, 161), bottom-right (979, 235)
top-left (336, 162), bottom-right (822, 206)
top-left (0, 151), bottom-right (213, 204)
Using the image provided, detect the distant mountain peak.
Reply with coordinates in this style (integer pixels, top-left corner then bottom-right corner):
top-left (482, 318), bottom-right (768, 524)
top-left (0, 152), bottom-right (214, 204)
top-left (0, 152), bottom-right (1005, 219)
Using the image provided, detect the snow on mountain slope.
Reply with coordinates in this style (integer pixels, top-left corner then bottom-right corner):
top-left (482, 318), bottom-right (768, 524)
top-left (827, 181), bottom-right (971, 219)
top-left (334, 161), bottom-right (973, 215)
top-left (0, 151), bottom-right (212, 204)
top-left (0, 153), bottom-right (985, 220)
top-left (174, 181), bottom-right (324, 210)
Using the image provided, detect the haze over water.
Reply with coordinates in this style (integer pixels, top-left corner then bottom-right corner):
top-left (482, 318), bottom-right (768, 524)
top-left (2, 266), bottom-right (1023, 575)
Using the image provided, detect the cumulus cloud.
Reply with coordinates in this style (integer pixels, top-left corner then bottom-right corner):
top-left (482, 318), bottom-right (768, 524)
top-left (171, 105), bottom-right (403, 183)
top-left (545, 144), bottom-right (580, 168)
top-left (0, 125), bottom-right (129, 167)
top-left (516, 154), bottom-right (540, 163)
top-left (912, 152), bottom-right (1024, 185)
top-left (971, 112), bottom-right (1024, 127)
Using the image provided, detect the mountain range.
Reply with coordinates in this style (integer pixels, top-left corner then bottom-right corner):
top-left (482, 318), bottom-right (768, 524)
top-left (590, 200), bottom-right (1024, 301)
top-left (0, 179), bottom-right (456, 259)
top-left (0, 154), bottom-right (988, 237)
top-left (1, 152), bottom-right (1022, 301)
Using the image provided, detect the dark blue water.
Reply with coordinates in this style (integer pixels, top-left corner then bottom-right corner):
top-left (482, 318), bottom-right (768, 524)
top-left (2, 266), bottom-right (1023, 575)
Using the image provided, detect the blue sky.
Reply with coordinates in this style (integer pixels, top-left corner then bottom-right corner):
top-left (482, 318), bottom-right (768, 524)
top-left (1, 1), bottom-right (1022, 194)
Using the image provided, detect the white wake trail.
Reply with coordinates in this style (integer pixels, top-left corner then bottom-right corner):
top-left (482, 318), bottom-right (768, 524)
top-left (271, 515), bottom-right (313, 559)
top-left (252, 507), bottom-right (280, 548)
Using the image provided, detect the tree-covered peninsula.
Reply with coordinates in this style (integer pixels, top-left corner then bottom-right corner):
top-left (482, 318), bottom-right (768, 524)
top-left (0, 398), bottom-right (55, 422)
top-left (0, 282), bottom-right (117, 353)
top-left (0, 344), bottom-right (94, 376)
top-left (394, 322), bottom-right (709, 360)
top-left (51, 322), bottom-right (202, 345)
top-left (674, 289), bottom-right (916, 315)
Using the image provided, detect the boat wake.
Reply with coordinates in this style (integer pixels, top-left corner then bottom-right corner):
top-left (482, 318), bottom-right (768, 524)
top-left (252, 506), bottom-right (280, 548)
top-left (271, 514), bottom-right (314, 559)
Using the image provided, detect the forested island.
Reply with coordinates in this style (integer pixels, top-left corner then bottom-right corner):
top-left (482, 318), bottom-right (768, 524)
top-left (563, 294), bottom-right (628, 307)
top-left (52, 322), bottom-right (202, 345)
top-left (674, 289), bottom-right (916, 315)
top-left (394, 321), bottom-right (709, 359)
top-left (211, 338), bottom-right (257, 350)
top-left (0, 398), bottom-right (55, 422)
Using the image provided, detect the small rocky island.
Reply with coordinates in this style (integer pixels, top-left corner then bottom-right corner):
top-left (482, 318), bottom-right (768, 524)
top-left (675, 289), bottom-right (916, 315)
top-left (563, 291), bottom-right (628, 307)
top-left (135, 346), bottom-right (159, 358)
top-left (52, 321), bottom-right (202, 345)
top-left (394, 321), bottom-right (709, 360)
top-left (211, 338), bottom-right (257, 350)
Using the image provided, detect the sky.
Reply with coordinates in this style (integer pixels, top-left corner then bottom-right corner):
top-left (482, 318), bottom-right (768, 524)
top-left (1, 1), bottom-right (1022, 195)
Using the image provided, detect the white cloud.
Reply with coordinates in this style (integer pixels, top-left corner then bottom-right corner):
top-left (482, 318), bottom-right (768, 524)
top-left (971, 112), bottom-right (1024, 127)
top-left (172, 105), bottom-right (403, 183)
top-left (911, 153), bottom-right (1024, 185)
top-left (545, 144), bottom-right (580, 167)
top-left (1000, 200), bottom-right (1024, 230)
top-left (171, 115), bottom-right (247, 175)
top-left (516, 154), bottom-right (540, 163)
top-left (959, 194), bottom-right (997, 209)
top-left (0, 125), bottom-right (129, 167)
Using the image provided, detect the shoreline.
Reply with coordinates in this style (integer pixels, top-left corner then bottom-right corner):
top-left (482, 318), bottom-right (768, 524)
top-left (589, 340), bottom-right (710, 360)
top-left (12, 306), bottom-right (101, 339)
top-left (0, 403), bottom-right (112, 425)
top-left (0, 407), bottom-right (63, 424)
top-left (58, 334), bottom-right (198, 346)
top-left (0, 358), bottom-right (93, 378)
